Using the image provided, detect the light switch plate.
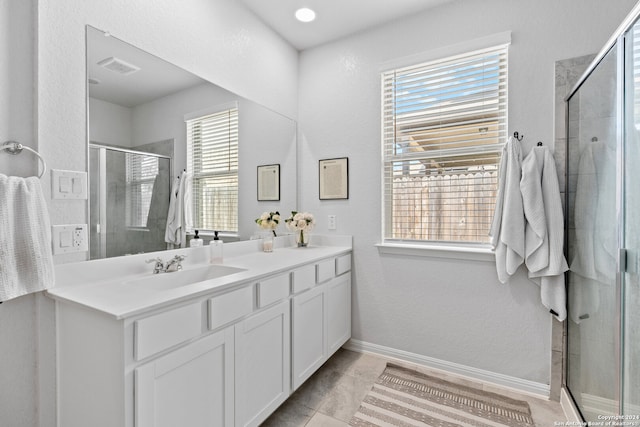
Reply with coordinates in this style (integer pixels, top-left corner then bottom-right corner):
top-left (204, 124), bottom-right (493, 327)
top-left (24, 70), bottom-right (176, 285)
top-left (328, 215), bottom-right (337, 230)
top-left (52, 224), bottom-right (88, 254)
top-left (51, 169), bottom-right (87, 200)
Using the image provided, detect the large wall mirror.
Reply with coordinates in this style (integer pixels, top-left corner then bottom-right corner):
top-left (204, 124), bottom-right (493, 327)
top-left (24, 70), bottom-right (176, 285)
top-left (87, 26), bottom-right (297, 259)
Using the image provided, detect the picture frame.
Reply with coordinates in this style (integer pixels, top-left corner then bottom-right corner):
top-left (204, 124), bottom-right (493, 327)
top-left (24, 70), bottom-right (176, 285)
top-left (257, 164), bottom-right (280, 201)
top-left (319, 157), bottom-right (349, 200)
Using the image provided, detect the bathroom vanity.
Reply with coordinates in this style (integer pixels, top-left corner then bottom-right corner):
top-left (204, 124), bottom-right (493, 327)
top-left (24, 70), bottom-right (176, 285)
top-left (48, 235), bottom-right (352, 427)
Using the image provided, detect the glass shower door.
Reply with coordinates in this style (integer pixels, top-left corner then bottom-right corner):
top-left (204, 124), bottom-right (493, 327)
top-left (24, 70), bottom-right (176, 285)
top-left (566, 45), bottom-right (620, 420)
top-left (623, 18), bottom-right (640, 418)
top-left (89, 144), bottom-right (172, 259)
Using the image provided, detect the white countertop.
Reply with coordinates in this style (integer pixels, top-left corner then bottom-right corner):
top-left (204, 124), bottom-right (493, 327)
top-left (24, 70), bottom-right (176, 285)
top-left (47, 235), bottom-right (352, 320)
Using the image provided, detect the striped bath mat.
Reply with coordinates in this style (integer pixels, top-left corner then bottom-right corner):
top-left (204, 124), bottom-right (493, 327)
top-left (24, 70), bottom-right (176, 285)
top-left (349, 364), bottom-right (535, 427)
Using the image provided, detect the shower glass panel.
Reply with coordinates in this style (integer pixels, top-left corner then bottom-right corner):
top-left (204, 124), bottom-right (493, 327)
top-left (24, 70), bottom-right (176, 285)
top-left (89, 145), bottom-right (171, 259)
top-left (566, 46), bottom-right (620, 420)
top-left (623, 19), bottom-right (640, 417)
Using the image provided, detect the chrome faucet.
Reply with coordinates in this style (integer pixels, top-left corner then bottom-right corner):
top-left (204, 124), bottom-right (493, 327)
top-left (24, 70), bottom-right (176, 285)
top-left (146, 255), bottom-right (186, 274)
top-left (165, 255), bottom-right (186, 272)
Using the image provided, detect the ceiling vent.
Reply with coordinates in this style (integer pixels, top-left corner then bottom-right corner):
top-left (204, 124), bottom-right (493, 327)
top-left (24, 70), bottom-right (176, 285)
top-left (97, 57), bottom-right (140, 75)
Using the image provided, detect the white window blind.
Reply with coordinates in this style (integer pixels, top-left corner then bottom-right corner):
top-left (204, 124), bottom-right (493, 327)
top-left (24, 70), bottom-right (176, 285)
top-left (125, 153), bottom-right (159, 228)
top-left (382, 44), bottom-right (508, 244)
top-left (186, 107), bottom-right (239, 233)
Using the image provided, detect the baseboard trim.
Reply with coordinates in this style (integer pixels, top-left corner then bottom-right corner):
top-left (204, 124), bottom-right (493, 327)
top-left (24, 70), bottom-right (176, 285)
top-left (344, 339), bottom-right (550, 398)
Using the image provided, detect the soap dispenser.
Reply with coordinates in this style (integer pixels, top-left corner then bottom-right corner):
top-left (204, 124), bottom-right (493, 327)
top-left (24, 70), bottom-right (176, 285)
top-left (190, 230), bottom-right (203, 247)
top-left (209, 231), bottom-right (223, 264)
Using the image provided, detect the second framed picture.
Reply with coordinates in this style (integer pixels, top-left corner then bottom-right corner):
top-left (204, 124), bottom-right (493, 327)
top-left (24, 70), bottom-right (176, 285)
top-left (319, 157), bottom-right (348, 200)
top-left (257, 164), bottom-right (280, 201)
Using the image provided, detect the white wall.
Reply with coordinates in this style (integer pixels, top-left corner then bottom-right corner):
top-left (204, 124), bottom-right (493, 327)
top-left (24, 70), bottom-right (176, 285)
top-left (0, 1), bottom-right (39, 427)
top-left (1, 1), bottom-right (298, 426)
top-left (88, 97), bottom-right (133, 146)
top-left (297, 0), bottom-right (637, 387)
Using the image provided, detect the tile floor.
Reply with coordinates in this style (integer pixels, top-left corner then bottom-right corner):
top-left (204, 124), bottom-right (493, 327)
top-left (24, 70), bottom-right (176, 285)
top-left (262, 348), bottom-right (569, 426)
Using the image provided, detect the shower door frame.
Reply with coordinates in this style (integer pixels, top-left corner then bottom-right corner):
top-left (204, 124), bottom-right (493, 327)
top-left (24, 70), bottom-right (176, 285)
top-left (563, 1), bottom-right (640, 418)
top-left (89, 142), bottom-right (173, 259)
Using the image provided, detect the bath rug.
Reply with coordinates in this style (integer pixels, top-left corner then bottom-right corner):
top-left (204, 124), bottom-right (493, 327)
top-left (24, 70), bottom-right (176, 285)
top-left (349, 363), bottom-right (535, 427)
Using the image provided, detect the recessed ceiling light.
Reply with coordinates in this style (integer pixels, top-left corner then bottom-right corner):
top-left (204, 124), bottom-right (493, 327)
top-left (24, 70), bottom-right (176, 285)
top-left (295, 7), bottom-right (316, 23)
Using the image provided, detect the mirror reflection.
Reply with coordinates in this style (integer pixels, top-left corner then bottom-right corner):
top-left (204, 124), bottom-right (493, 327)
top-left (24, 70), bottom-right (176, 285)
top-left (87, 26), bottom-right (297, 259)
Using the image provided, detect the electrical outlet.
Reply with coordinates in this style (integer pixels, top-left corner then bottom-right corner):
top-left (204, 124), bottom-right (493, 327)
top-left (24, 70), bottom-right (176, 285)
top-left (328, 215), bottom-right (337, 230)
top-left (52, 224), bottom-right (88, 254)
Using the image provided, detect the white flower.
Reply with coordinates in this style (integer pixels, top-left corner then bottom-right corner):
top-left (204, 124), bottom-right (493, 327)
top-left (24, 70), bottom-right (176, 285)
top-left (260, 212), bottom-right (269, 221)
top-left (297, 219), bottom-right (307, 229)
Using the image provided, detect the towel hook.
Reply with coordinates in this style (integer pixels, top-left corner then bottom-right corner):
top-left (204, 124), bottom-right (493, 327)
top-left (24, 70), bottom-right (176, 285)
top-left (1, 141), bottom-right (47, 179)
top-left (513, 131), bottom-right (523, 142)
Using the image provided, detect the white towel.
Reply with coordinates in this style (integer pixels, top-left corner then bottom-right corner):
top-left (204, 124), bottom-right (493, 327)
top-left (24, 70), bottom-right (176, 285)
top-left (0, 174), bottom-right (55, 302)
top-left (520, 146), bottom-right (569, 321)
top-left (164, 175), bottom-right (181, 244)
top-left (489, 137), bottom-right (525, 283)
top-left (164, 171), bottom-right (193, 247)
top-left (180, 171), bottom-right (193, 246)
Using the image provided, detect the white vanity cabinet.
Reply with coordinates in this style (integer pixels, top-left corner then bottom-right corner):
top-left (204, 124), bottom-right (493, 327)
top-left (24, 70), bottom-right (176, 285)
top-left (235, 300), bottom-right (290, 427)
top-left (292, 282), bottom-right (327, 390)
top-left (135, 326), bottom-right (235, 427)
top-left (53, 245), bottom-right (351, 427)
top-left (291, 253), bottom-right (352, 390)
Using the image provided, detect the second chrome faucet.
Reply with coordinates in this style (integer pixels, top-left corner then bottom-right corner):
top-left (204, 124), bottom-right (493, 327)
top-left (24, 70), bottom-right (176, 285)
top-left (146, 255), bottom-right (186, 274)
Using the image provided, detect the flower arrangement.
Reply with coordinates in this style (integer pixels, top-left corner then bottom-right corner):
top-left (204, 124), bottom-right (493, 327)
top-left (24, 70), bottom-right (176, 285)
top-left (285, 211), bottom-right (315, 247)
top-left (255, 211), bottom-right (280, 236)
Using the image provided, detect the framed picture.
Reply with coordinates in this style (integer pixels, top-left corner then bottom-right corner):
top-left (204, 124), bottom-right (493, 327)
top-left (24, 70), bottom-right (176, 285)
top-left (319, 157), bottom-right (348, 200)
top-left (257, 164), bottom-right (280, 201)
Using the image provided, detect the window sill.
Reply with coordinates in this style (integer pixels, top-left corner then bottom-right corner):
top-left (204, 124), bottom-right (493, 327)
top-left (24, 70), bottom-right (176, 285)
top-left (375, 242), bottom-right (495, 262)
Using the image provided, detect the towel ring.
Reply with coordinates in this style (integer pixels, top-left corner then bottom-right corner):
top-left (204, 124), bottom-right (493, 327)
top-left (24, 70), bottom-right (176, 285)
top-left (1, 141), bottom-right (47, 179)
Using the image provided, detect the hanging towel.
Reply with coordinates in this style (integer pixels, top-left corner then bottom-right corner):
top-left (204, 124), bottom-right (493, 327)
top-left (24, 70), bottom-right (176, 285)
top-left (164, 170), bottom-right (193, 247)
top-left (0, 174), bottom-right (55, 302)
top-left (179, 171), bottom-right (193, 247)
top-left (520, 146), bottom-right (569, 321)
top-left (164, 175), bottom-right (181, 244)
top-left (489, 137), bottom-right (525, 283)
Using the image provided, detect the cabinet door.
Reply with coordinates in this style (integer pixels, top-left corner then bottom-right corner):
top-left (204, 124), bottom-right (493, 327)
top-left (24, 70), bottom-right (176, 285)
top-left (291, 284), bottom-right (327, 390)
top-left (135, 326), bottom-right (235, 427)
top-left (327, 274), bottom-right (351, 355)
top-left (235, 300), bottom-right (290, 427)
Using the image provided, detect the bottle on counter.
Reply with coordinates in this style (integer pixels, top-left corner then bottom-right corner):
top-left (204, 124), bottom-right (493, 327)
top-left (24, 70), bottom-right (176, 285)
top-left (209, 231), bottom-right (223, 264)
top-left (189, 230), bottom-right (203, 247)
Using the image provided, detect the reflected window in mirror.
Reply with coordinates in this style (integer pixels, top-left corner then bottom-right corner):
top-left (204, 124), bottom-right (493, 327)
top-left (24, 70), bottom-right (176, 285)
top-left (186, 104), bottom-right (239, 234)
top-left (125, 153), bottom-right (159, 229)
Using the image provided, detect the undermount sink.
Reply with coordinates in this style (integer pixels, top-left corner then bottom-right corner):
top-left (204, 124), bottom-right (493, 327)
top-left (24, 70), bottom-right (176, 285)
top-left (124, 265), bottom-right (247, 291)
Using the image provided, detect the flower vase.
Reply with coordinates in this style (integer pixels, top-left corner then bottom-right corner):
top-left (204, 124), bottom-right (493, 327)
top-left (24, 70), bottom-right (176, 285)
top-left (296, 229), bottom-right (309, 247)
top-left (262, 233), bottom-right (273, 252)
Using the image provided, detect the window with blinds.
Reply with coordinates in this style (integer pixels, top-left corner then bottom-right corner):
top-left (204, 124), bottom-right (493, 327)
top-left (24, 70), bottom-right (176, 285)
top-left (382, 44), bottom-right (508, 244)
top-left (186, 106), bottom-right (239, 233)
top-left (125, 153), bottom-right (159, 228)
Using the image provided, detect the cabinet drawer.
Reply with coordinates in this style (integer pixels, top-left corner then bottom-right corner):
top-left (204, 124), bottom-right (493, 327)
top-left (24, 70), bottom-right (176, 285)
top-left (336, 253), bottom-right (352, 276)
top-left (291, 264), bottom-right (316, 294)
top-left (135, 302), bottom-right (202, 361)
top-left (317, 259), bottom-right (335, 284)
top-left (209, 285), bottom-right (254, 330)
top-left (257, 273), bottom-right (290, 308)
